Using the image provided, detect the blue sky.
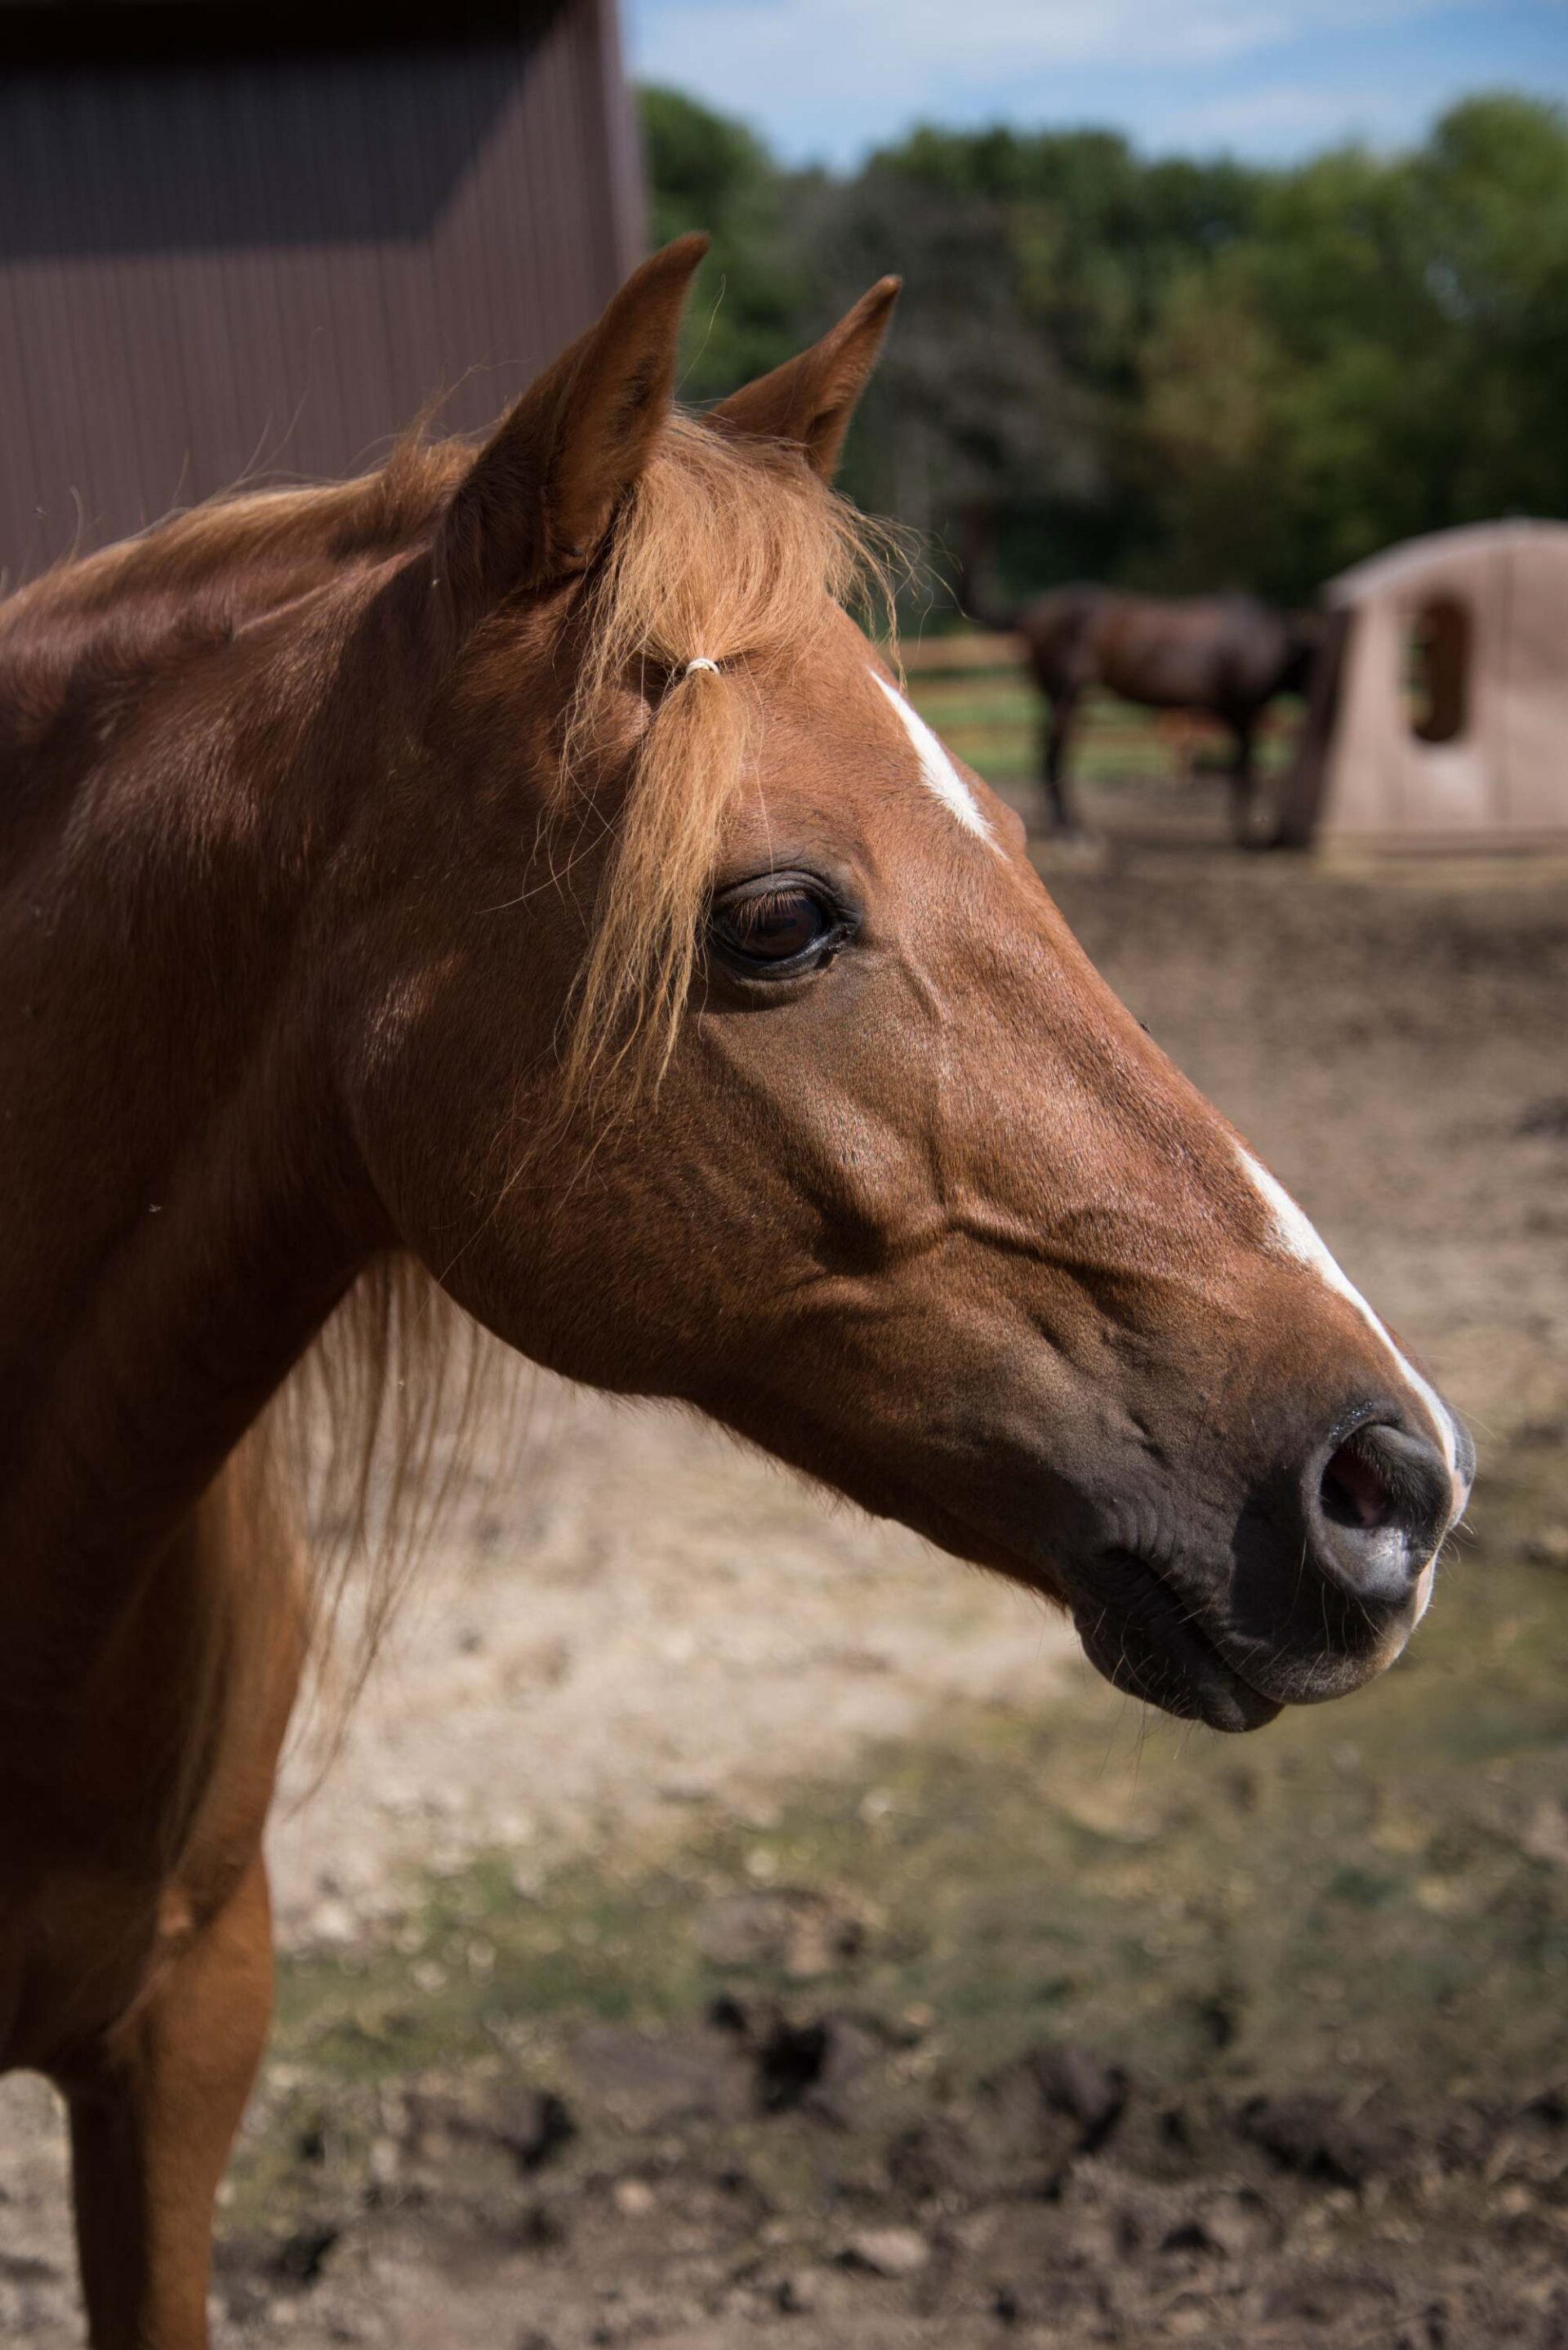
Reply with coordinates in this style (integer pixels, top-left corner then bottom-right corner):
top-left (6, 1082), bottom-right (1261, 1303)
top-left (624, 0), bottom-right (1568, 167)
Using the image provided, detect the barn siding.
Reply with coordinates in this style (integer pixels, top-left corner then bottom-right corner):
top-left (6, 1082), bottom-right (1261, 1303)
top-left (0, 2), bottom-right (643, 579)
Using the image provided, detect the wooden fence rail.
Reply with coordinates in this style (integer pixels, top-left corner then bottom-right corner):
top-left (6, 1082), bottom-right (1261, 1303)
top-left (890, 628), bottom-right (1292, 787)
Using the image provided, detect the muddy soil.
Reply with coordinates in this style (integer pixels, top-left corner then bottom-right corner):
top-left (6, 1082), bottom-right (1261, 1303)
top-left (4, 778), bottom-right (1568, 2347)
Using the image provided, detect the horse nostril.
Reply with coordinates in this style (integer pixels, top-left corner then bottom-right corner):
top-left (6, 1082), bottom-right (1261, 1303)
top-left (1306, 1420), bottom-right (1451, 1610)
top-left (1319, 1439), bottom-right (1396, 1535)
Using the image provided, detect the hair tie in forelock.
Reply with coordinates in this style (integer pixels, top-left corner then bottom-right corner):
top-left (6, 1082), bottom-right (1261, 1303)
top-left (684, 657), bottom-right (719, 678)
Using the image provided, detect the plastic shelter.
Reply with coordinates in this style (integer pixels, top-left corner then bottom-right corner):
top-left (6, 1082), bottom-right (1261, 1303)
top-left (1274, 519), bottom-right (1568, 849)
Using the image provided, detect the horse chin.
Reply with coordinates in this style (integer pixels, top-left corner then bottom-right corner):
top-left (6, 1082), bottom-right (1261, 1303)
top-left (921, 1509), bottom-right (1405, 1735)
top-left (1068, 1550), bottom-right (1285, 1735)
top-left (1067, 1547), bottom-right (1415, 1731)
top-left (1076, 1599), bottom-right (1285, 1734)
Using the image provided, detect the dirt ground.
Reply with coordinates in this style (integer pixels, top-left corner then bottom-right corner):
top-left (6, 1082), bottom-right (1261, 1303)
top-left (4, 769), bottom-right (1568, 2348)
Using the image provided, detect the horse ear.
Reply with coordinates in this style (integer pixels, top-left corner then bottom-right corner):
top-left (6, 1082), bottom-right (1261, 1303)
top-left (712, 278), bottom-right (901, 480)
top-left (436, 234), bottom-right (710, 623)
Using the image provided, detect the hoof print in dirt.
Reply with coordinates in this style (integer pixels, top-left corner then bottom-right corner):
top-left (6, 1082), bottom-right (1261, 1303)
top-left (710, 1992), bottom-right (903, 2120)
top-left (404, 2085), bottom-right (576, 2177)
top-left (696, 1886), bottom-right (866, 1978)
top-left (887, 2113), bottom-right (988, 2207)
top-left (516, 2201), bottom-right (570, 2254)
top-left (491, 2088), bottom-right (577, 2174)
top-left (570, 2021), bottom-right (755, 2132)
top-left (1236, 2091), bottom-right (1396, 2188)
top-left (771, 2270), bottom-right (819, 2313)
top-left (271, 2220), bottom-right (341, 2286)
top-left (1517, 1096), bottom-right (1568, 1139)
top-left (1521, 2081), bottom-right (1568, 2130)
top-left (1157, 2214), bottom-right (1223, 2255)
top-left (979, 2041), bottom-right (1129, 2185)
top-left (755, 2016), bottom-right (833, 2113)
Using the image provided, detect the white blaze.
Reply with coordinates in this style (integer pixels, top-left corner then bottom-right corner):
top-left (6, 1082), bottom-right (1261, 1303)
top-left (871, 669), bottom-right (996, 845)
top-left (1238, 1146), bottom-right (1459, 1487)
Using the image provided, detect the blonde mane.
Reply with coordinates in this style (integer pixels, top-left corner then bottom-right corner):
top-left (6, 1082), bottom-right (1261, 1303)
top-left (554, 411), bottom-right (902, 1108)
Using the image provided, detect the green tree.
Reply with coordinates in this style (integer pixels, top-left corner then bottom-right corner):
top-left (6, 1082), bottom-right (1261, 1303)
top-left (1135, 261), bottom-right (1299, 595)
top-left (639, 85), bottom-right (1568, 607)
top-left (639, 86), bottom-right (800, 399)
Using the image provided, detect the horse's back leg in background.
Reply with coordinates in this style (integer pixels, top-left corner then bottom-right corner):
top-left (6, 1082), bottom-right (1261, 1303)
top-left (65, 1853), bottom-right (274, 2350)
top-left (1040, 682), bottom-right (1082, 835)
top-left (1227, 712), bottom-right (1257, 844)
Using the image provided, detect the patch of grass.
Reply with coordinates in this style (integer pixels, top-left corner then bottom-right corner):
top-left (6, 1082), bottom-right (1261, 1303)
top-left (272, 1856), bottom-right (716, 2085)
top-left (906, 680), bottom-right (1303, 795)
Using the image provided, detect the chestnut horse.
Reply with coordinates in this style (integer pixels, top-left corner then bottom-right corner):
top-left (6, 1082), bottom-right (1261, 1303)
top-left (0, 237), bottom-right (1469, 2346)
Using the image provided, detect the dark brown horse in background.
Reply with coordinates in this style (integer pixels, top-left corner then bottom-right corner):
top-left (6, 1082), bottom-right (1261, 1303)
top-left (959, 526), bottom-right (1321, 835)
top-left (0, 239), bottom-right (1467, 2346)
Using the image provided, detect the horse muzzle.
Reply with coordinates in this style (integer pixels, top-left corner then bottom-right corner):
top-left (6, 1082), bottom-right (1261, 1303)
top-left (1063, 1402), bottom-right (1472, 1734)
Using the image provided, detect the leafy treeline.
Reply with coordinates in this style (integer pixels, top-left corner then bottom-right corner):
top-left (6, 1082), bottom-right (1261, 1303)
top-left (644, 87), bottom-right (1568, 608)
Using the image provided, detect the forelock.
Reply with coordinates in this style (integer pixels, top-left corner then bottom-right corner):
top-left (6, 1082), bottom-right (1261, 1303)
top-left (552, 412), bottom-right (903, 1117)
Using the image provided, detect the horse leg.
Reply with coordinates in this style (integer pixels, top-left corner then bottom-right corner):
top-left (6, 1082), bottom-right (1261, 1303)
top-left (66, 1853), bottom-right (274, 2350)
top-left (1227, 713), bottom-right (1257, 843)
top-left (1041, 687), bottom-right (1080, 835)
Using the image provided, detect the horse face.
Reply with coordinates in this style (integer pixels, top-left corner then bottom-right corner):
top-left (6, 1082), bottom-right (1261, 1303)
top-left (351, 243), bottom-right (1468, 1732)
top-left (448, 611), bottom-right (1463, 1733)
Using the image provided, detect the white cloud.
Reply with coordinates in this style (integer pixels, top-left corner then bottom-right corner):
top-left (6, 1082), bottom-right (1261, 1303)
top-left (1166, 80), bottom-right (1415, 140)
top-left (626, 0), bottom-right (1451, 160)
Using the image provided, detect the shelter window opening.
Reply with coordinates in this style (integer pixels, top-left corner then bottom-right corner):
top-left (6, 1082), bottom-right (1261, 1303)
top-left (1405, 595), bottom-right (1470, 745)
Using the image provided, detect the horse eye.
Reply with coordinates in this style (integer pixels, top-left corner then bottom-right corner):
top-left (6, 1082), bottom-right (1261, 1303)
top-left (710, 881), bottom-right (841, 973)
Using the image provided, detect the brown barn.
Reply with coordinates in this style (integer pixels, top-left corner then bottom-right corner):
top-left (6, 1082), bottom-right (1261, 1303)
top-left (0, 1), bottom-right (643, 581)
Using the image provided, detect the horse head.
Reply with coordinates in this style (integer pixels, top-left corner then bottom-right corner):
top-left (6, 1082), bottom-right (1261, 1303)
top-left (338, 237), bottom-right (1470, 1733)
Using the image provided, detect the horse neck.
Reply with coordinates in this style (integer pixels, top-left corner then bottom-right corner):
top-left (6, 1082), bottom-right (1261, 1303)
top-left (0, 569), bottom-right (401, 1712)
